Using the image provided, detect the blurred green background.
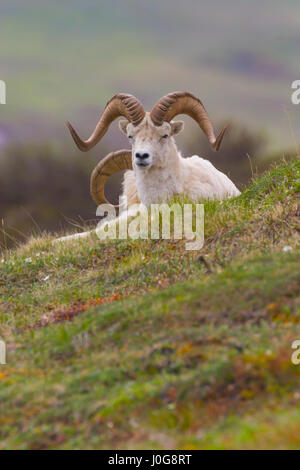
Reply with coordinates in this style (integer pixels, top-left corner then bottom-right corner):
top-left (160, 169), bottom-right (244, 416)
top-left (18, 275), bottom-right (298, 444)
top-left (0, 0), bottom-right (299, 248)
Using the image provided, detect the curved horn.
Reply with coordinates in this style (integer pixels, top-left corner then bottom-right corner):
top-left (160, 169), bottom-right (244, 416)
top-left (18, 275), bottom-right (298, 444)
top-left (150, 91), bottom-right (227, 151)
top-left (67, 94), bottom-right (145, 152)
top-left (90, 149), bottom-right (132, 209)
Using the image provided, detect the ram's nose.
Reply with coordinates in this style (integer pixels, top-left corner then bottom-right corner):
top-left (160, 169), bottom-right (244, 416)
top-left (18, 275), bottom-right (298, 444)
top-left (135, 152), bottom-right (149, 160)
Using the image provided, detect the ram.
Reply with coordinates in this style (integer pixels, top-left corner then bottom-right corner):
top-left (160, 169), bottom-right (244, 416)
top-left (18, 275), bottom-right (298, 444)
top-left (59, 92), bottom-right (240, 241)
top-left (68, 92), bottom-right (239, 210)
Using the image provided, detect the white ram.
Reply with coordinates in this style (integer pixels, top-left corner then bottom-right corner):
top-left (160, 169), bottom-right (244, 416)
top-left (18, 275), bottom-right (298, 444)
top-left (59, 92), bottom-right (240, 241)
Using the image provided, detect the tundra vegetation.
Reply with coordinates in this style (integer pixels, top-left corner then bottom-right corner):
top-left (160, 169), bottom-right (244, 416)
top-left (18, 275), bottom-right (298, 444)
top-left (1, 1), bottom-right (299, 149)
top-left (0, 158), bottom-right (300, 449)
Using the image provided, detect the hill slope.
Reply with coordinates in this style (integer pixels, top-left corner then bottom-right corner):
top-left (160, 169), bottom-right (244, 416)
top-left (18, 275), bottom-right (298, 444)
top-left (0, 158), bottom-right (300, 449)
top-left (0, 0), bottom-right (299, 148)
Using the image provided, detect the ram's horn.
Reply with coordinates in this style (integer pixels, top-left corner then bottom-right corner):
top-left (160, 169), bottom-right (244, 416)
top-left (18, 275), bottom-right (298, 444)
top-left (90, 149), bottom-right (132, 209)
top-left (150, 91), bottom-right (227, 151)
top-left (67, 94), bottom-right (145, 152)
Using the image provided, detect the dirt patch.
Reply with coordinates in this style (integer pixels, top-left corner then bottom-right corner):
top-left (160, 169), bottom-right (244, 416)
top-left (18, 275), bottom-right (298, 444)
top-left (32, 294), bottom-right (122, 329)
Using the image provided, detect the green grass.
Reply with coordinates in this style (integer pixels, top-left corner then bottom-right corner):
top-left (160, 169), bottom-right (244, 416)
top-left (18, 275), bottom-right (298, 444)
top-left (0, 158), bottom-right (300, 449)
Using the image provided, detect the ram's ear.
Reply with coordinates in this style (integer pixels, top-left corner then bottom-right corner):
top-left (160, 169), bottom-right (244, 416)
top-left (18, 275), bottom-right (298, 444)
top-left (118, 119), bottom-right (130, 135)
top-left (170, 120), bottom-right (184, 136)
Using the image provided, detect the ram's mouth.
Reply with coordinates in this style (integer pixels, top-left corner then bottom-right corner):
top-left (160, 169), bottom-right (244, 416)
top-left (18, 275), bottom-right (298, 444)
top-left (136, 162), bottom-right (150, 168)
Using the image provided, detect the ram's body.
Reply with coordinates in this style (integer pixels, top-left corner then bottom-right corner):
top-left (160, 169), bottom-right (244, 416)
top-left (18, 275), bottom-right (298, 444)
top-left (121, 157), bottom-right (239, 208)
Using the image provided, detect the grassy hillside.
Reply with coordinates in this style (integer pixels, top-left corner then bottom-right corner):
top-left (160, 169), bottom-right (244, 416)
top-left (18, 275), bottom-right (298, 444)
top-left (0, 0), bottom-right (299, 148)
top-left (0, 158), bottom-right (300, 449)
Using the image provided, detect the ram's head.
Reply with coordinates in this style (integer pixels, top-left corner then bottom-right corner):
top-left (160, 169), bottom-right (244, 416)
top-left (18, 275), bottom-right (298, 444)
top-left (67, 92), bottom-right (228, 209)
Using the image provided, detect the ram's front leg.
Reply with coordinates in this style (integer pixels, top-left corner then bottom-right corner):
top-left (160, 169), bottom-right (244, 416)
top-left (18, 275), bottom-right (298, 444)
top-left (98, 175), bottom-right (143, 240)
top-left (119, 169), bottom-right (140, 211)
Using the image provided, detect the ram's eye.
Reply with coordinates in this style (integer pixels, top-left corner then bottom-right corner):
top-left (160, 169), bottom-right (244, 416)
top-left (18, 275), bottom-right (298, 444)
top-left (161, 134), bottom-right (168, 139)
top-left (128, 135), bottom-right (133, 140)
